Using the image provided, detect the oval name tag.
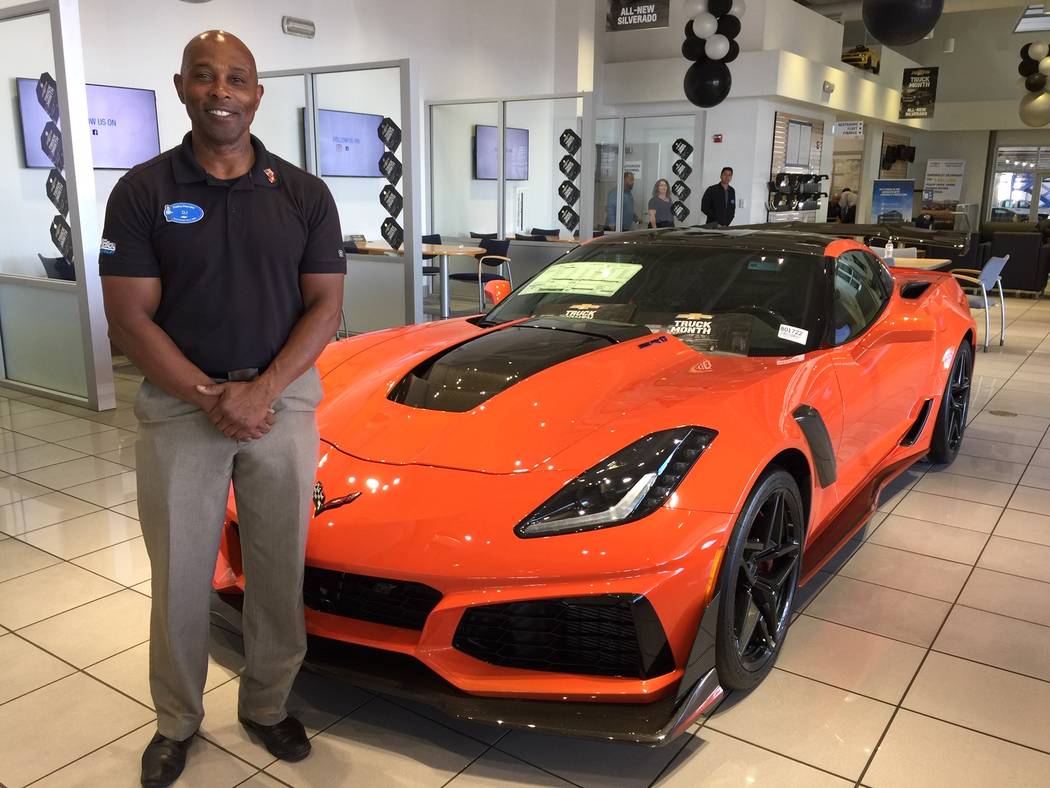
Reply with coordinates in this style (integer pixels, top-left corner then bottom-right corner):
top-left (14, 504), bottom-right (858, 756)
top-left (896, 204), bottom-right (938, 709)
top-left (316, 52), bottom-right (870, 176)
top-left (163, 202), bottom-right (204, 224)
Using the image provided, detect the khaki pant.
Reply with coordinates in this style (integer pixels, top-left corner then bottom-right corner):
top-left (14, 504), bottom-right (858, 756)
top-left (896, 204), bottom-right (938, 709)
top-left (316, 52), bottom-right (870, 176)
top-left (134, 368), bottom-right (322, 740)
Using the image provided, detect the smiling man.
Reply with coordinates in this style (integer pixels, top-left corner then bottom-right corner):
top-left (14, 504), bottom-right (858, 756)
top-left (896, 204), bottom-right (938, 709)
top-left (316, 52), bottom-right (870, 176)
top-left (99, 31), bottom-right (345, 786)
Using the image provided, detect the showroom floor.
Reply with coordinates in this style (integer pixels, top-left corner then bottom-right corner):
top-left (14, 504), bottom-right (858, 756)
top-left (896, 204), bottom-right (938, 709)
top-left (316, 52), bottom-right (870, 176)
top-left (1, 297), bottom-right (1050, 788)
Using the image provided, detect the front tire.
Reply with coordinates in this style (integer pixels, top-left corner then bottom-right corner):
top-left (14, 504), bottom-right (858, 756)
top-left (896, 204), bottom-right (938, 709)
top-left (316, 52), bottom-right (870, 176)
top-left (714, 468), bottom-right (805, 692)
top-left (928, 340), bottom-right (973, 465)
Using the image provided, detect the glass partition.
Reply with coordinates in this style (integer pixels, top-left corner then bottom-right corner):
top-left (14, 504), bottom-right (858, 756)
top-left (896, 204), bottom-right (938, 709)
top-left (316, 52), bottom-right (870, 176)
top-left (430, 101), bottom-right (498, 240)
top-left (594, 117), bottom-right (620, 233)
top-left (623, 115), bottom-right (697, 230)
top-left (254, 74), bottom-right (307, 169)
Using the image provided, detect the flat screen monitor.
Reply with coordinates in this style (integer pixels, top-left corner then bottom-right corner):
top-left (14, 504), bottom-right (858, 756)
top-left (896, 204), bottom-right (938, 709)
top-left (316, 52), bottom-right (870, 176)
top-left (16, 78), bottom-right (161, 170)
top-left (473, 125), bottom-right (529, 181)
top-left (316, 109), bottom-right (385, 177)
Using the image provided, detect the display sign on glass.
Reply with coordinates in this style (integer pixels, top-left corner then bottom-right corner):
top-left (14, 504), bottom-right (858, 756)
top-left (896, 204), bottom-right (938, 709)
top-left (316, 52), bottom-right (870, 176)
top-left (672, 138), bottom-right (694, 159)
top-left (380, 184), bottom-right (403, 218)
top-left (558, 205), bottom-right (580, 231)
top-left (36, 72), bottom-right (60, 122)
top-left (46, 168), bottom-right (68, 216)
top-left (559, 128), bottom-right (582, 155)
top-left (558, 180), bottom-right (581, 206)
top-left (380, 216), bottom-right (404, 250)
top-left (379, 151), bottom-right (403, 185)
top-left (672, 201), bottom-right (690, 222)
top-left (921, 159), bottom-right (965, 210)
top-left (672, 159), bottom-right (692, 180)
top-left (606, 0), bottom-right (670, 31)
top-left (50, 214), bottom-right (75, 261)
top-left (40, 120), bottom-right (64, 170)
top-left (473, 125), bottom-right (529, 181)
top-left (316, 109), bottom-right (385, 177)
top-left (559, 155), bottom-right (582, 181)
top-left (672, 180), bottom-right (691, 201)
top-left (872, 179), bottom-right (915, 223)
top-left (899, 67), bottom-right (938, 119)
top-left (377, 116), bottom-right (402, 153)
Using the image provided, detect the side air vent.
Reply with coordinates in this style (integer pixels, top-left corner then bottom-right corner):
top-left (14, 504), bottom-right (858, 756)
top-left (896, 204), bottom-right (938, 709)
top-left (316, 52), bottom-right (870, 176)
top-left (901, 399), bottom-right (934, 446)
top-left (900, 281), bottom-right (932, 299)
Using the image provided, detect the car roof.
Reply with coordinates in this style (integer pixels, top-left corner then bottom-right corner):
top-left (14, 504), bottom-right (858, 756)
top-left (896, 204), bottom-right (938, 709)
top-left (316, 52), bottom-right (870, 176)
top-left (589, 227), bottom-right (837, 256)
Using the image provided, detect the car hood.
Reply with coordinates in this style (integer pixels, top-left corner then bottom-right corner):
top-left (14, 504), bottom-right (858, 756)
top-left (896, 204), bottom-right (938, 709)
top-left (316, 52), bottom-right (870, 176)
top-left (317, 318), bottom-right (789, 474)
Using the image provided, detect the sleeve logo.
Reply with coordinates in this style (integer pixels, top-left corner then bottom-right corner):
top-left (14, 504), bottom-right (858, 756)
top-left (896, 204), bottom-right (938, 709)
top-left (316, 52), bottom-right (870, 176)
top-left (99, 238), bottom-right (117, 255)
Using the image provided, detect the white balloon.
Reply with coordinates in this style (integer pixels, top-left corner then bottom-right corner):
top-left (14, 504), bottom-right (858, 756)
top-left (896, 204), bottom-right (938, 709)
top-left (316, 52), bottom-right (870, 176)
top-left (1040, 55), bottom-right (1050, 76)
top-left (683, 0), bottom-right (708, 18)
top-left (692, 12), bottom-right (718, 39)
top-left (730, 0), bottom-right (747, 17)
top-left (1031, 42), bottom-right (1050, 61)
top-left (1019, 91), bottom-right (1050, 127)
top-left (705, 33), bottom-right (731, 60)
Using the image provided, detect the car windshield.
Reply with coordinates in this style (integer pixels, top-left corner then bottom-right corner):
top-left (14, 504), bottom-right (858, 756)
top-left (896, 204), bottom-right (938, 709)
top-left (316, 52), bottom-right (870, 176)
top-left (484, 241), bottom-right (825, 357)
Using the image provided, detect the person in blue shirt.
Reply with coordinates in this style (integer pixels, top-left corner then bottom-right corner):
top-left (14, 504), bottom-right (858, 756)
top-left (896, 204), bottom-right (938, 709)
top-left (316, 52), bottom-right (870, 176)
top-left (605, 171), bottom-right (636, 231)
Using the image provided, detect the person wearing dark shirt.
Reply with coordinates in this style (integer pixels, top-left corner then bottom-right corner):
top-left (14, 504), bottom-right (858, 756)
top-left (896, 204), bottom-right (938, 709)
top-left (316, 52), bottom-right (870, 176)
top-left (605, 171), bottom-right (636, 231)
top-left (648, 178), bottom-right (674, 228)
top-left (701, 166), bottom-right (736, 226)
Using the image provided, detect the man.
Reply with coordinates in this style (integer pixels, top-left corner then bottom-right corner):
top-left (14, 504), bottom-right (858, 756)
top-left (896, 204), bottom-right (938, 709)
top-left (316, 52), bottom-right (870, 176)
top-left (701, 166), bottom-right (736, 227)
top-left (840, 187), bottom-right (858, 224)
top-left (605, 171), bottom-right (636, 231)
top-left (100, 31), bottom-right (345, 787)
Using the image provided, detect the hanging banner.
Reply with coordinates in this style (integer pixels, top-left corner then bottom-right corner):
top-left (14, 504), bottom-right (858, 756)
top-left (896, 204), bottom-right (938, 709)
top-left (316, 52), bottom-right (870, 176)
top-left (606, 0), bottom-right (670, 32)
top-left (899, 67), bottom-right (939, 119)
top-left (872, 179), bottom-right (915, 224)
top-left (922, 159), bottom-right (966, 210)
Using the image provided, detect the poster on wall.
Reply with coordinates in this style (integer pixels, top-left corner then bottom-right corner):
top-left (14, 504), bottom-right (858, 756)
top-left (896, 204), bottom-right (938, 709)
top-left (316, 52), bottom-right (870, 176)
top-left (606, 0), bottom-right (669, 31)
top-left (922, 159), bottom-right (966, 210)
top-left (872, 179), bottom-right (915, 224)
top-left (899, 67), bottom-right (939, 119)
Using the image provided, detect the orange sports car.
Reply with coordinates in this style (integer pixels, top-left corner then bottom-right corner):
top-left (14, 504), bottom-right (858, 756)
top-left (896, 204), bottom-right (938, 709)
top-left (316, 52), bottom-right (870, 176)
top-left (213, 227), bottom-right (976, 744)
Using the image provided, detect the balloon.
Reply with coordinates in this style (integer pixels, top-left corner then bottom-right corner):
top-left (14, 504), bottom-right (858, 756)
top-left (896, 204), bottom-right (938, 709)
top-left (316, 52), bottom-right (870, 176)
top-left (682, 37), bottom-right (706, 61)
top-left (705, 34), bottom-right (731, 60)
top-left (1026, 73), bottom-right (1047, 93)
top-left (691, 12), bottom-right (718, 38)
top-left (725, 39), bottom-right (741, 63)
top-left (1019, 90), bottom-right (1050, 127)
top-left (708, 0), bottom-right (732, 15)
top-left (683, 0), bottom-right (708, 17)
top-left (730, 0), bottom-right (746, 16)
top-left (1020, 58), bottom-right (1039, 77)
top-left (1022, 43), bottom-right (1036, 61)
top-left (862, 0), bottom-right (943, 47)
top-left (684, 60), bottom-right (732, 108)
top-left (1040, 56), bottom-right (1050, 75)
top-left (1032, 42), bottom-right (1050, 60)
top-left (717, 14), bottom-right (742, 38)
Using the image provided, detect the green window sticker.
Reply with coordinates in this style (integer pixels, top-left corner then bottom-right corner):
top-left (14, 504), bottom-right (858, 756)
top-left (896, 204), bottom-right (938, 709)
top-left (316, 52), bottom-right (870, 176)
top-left (519, 262), bottom-right (643, 298)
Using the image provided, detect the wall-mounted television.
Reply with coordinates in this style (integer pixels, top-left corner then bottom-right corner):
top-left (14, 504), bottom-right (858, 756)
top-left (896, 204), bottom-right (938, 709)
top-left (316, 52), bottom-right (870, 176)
top-left (473, 125), bottom-right (529, 181)
top-left (316, 108), bottom-right (385, 178)
top-left (16, 78), bottom-right (161, 170)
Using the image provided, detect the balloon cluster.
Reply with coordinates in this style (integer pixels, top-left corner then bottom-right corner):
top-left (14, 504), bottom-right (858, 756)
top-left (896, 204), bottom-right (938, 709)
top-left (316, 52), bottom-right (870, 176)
top-left (1018, 42), bottom-right (1050, 128)
top-left (681, 0), bottom-right (744, 108)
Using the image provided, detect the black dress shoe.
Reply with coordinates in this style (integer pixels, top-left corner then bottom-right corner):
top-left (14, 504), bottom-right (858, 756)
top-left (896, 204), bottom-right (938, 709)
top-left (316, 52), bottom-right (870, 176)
top-left (238, 715), bottom-right (311, 762)
top-left (141, 731), bottom-right (194, 787)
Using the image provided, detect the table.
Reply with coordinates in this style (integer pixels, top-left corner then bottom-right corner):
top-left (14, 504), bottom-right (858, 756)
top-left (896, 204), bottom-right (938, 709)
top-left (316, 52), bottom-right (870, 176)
top-left (358, 241), bottom-right (485, 318)
top-left (892, 257), bottom-right (953, 271)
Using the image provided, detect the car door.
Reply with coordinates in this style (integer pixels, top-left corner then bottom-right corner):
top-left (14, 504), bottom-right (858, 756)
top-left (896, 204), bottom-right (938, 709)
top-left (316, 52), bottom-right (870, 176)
top-left (827, 250), bottom-right (929, 492)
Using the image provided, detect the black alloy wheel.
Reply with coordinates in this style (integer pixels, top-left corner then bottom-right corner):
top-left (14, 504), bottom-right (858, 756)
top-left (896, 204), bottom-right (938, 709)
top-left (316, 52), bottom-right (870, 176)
top-left (715, 468), bottom-right (805, 691)
top-left (929, 340), bottom-right (973, 465)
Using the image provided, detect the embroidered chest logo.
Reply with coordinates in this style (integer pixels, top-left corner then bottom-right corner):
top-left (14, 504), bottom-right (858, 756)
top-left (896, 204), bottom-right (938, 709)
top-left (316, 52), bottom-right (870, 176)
top-left (263, 168), bottom-right (276, 184)
top-left (163, 202), bottom-right (204, 224)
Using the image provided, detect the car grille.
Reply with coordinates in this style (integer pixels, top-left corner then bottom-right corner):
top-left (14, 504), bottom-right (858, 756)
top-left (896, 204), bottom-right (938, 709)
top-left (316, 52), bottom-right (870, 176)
top-left (452, 594), bottom-right (675, 679)
top-left (302, 566), bottom-right (442, 631)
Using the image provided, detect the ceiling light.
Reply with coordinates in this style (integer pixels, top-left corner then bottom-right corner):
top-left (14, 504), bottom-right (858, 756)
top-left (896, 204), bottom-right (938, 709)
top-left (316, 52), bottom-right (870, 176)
top-left (1015, 3), bottom-right (1050, 33)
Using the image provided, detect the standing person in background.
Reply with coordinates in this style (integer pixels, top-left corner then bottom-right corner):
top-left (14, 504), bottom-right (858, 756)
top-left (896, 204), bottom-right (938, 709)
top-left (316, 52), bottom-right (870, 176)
top-left (840, 187), bottom-right (858, 224)
top-left (648, 178), bottom-right (674, 229)
top-left (605, 171), bottom-right (637, 231)
top-left (827, 191), bottom-right (842, 221)
top-left (701, 166), bottom-right (736, 227)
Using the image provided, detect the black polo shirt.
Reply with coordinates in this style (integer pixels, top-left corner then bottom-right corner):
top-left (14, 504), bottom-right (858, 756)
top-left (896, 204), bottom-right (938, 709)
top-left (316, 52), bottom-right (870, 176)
top-left (100, 132), bottom-right (345, 374)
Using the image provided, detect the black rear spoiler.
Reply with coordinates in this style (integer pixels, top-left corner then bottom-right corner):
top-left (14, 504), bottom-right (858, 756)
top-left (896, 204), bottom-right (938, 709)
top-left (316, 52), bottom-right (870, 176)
top-left (734, 222), bottom-right (971, 254)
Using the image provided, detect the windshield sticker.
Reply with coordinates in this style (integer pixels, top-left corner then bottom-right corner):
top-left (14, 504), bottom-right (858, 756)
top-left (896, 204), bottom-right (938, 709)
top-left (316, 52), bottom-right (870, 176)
top-left (669, 313), bottom-right (714, 336)
top-left (519, 262), bottom-right (642, 298)
top-left (535, 302), bottom-right (638, 323)
top-left (565, 303), bottom-right (602, 319)
top-left (778, 324), bottom-right (809, 345)
top-left (672, 313), bottom-right (752, 355)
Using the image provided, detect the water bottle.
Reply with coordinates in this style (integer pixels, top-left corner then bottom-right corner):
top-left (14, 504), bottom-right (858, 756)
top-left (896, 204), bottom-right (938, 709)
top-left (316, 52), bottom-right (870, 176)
top-left (885, 240), bottom-right (894, 260)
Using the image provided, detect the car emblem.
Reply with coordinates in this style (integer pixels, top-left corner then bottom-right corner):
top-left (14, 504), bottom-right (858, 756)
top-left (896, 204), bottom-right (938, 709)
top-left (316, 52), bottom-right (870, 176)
top-left (312, 482), bottom-right (361, 517)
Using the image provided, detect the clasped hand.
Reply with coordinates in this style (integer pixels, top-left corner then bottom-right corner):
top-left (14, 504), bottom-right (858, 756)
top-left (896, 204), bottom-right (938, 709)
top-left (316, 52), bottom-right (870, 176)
top-left (196, 381), bottom-right (276, 440)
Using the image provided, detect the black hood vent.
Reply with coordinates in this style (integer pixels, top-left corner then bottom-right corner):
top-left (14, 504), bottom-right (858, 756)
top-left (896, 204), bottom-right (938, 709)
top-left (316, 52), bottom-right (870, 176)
top-left (389, 320), bottom-right (649, 413)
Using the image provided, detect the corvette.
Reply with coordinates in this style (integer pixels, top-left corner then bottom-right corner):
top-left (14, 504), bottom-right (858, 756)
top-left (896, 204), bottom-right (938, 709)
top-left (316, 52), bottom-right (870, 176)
top-left (212, 226), bottom-right (976, 744)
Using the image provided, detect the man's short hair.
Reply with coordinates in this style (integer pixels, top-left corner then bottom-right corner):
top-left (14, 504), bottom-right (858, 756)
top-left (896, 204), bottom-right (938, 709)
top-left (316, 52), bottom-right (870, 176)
top-left (721, 167), bottom-right (733, 175)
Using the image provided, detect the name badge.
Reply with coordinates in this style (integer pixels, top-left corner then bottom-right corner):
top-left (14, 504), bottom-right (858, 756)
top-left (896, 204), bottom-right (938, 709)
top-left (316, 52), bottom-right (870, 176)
top-left (163, 202), bottom-right (204, 224)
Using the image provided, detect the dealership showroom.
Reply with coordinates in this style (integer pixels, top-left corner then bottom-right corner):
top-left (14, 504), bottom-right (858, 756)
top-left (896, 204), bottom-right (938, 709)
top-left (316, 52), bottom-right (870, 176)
top-left (5, 0), bottom-right (1050, 786)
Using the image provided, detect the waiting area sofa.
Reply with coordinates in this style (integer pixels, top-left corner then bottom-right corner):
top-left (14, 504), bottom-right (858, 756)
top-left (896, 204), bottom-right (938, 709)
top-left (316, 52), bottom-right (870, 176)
top-left (976, 222), bottom-right (1050, 294)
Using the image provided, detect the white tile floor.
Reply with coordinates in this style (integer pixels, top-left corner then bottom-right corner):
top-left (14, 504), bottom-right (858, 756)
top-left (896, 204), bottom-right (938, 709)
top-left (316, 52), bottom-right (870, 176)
top-left (2, 297), bottom-right (1050, 786)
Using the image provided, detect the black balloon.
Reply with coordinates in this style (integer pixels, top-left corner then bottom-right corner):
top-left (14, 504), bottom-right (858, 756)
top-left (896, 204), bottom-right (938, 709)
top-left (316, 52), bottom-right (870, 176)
top-left (708, 0), bottom-right (732, 15)
top-left (862, 0), bottom-right (943, 47)
top-left (682, 37), bottom-right (706, 61)
top-left (685, 19), bottom-right (698, 39)
top-left (684, 60), bottom-right (732, 108)
top-left (1020, 59), bottom-right (1039, 77)
top-left (725, 39), bottom-right (740, 63)
top-left (1021, 43), bottom-right (1036, 62)
top-left (716, 14), bottom-right (741, 39)
top-left (1027, 73), bottom-right (1048, 93)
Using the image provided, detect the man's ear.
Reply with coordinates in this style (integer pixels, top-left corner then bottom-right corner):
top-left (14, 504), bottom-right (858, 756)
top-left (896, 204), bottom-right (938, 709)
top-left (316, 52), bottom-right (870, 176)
top-left (173, 73), bottom-right (185, 105)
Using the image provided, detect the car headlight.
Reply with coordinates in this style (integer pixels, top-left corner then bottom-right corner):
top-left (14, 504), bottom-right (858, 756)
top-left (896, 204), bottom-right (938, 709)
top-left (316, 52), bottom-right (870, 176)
top-left (515, 427), bottom-right (717, 538)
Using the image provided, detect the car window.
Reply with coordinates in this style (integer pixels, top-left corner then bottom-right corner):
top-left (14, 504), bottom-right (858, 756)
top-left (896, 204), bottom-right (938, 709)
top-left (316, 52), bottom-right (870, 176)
top-left (832, 251), bottom-right (889, 345)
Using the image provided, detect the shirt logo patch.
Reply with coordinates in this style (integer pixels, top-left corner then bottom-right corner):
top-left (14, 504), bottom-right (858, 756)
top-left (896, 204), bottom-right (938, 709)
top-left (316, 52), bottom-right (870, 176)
top-left (163, 202), bottom-right (205, 224)
top-left (263, 168), bottom-right (276, 184)
top-left (99, 238), bottom-right (117, 255)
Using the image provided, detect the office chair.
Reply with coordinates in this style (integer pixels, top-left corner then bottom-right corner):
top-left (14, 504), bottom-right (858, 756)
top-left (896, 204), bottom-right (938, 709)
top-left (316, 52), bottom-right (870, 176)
top-left (450, 237), bottom-right (512, 311)
top-left (951, 255), bottom-right (1009, 351)
top-left (530, 227), bottom-right (559, 237)
top-left (469, 231), bottom-right (498, 241)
